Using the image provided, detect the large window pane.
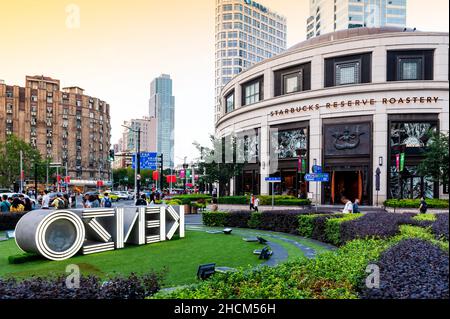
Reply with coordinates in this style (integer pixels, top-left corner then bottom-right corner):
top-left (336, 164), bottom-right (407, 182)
top-left (336, 62), bottom-right (360, 85)
top-left (399, 58), bottom-right (422, 80)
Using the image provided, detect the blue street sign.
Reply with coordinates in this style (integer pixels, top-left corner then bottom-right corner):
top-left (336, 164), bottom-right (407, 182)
top-left (312, 165), bottom-right (323, 174)
top-left (132, 152), bottom-right (159, 170)
top-left (305, 173), bottom-right (330, 182)
top-left (265, 177), bottom-right (282, 183)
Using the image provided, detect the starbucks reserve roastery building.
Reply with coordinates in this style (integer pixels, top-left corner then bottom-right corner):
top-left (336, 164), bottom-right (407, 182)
top-left (215, 28), bottom-right (449, 205)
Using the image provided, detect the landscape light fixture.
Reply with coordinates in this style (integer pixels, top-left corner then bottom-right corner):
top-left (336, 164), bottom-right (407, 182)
top-left (379, 156), bottom-right (384, 167)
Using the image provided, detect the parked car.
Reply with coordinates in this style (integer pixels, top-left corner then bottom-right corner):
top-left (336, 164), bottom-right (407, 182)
top-left (117, 191), bottom-right (132, 200)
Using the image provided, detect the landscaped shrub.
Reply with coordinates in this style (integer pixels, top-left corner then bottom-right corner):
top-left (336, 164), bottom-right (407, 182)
top-left (247, 212), bottom-right (262, 229)
top-left (258, 211), bottom-right (306, 234)
top-left (8, 253), bottom-right (41, 265)
top-left (324, 214), bottom-right (363, 246)
top-left (0, 271), bottom-right (164, 299)
top-left (0, 212), bottom-right (27, 231)
top-left (298, 214), bottom-right (336, 239)
top-left (216, 196), bottom-right (311, 206)
top-left (156, 238), bottom-right (391, 300)
top-left (217, 196), bottom-right (249, 205)
top-left (360, 239), bottom-right (449, 299)
top-left (202, 212), bottom-right (228, 227)
top-left (384, 198), bottom-right (449, 209)
top-left (172, 194), bottom-right (211, 205)
top-left (224, 211), bottom-right (252, 228)
top-left (339, 212), bottom-right (418, 244)
top-left (432, 213), bottom-right (449, 241)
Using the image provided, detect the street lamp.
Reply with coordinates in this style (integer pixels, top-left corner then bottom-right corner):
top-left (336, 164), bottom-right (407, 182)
top-left (122, 124), bottom-right (141, 199)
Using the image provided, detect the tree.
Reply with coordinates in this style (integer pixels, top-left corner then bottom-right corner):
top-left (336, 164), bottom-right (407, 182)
top-left (0, 134), bottom-right (46, 188)
top-left (417, 132), bottom-right (449, 188)
top-left (193, 135), bottom-right (244, 196)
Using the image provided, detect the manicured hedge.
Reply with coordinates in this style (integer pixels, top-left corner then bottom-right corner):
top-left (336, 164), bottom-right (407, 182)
top-left (298, 213), bottom-right (344, 241)
top-left (0, 271), bottom-right (164, 299)
top-left (384, 199), bottom-right (449, 209)
top-left (325, 214), bottom-right (364, 246)
top-left (360, 239), bottom-right (449, 299)
top-left (0, 213), bottom-right (26, 231)
top-left (202, 212), bottom-right (229, 227)
top-left (217, 196), bottom-right (311, 206)
top-left (8, 253), bottom-right (41, 265)
top-left (339, 212), bottom-right (418, 245)
top-left (172, 194), bottom-right (211, 205)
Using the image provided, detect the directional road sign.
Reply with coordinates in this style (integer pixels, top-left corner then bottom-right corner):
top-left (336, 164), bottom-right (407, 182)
top-left (305, 173), bottom-right (330, 182)
top-left (265, 177), bottom-right (282, 183)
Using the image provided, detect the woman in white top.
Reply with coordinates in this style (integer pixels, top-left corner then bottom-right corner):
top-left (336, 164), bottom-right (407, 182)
top-left (342, 198), bottom-right (354, 214)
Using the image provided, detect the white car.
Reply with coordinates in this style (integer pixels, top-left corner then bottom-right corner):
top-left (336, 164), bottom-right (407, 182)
top-left (116, 191), bottom-right (129, 201)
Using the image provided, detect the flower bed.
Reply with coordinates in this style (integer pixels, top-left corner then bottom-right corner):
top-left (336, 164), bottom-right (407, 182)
top-left (360, 239), bottom-right (449, 299)
top-left (217, 195), bottom-right (311, 206)
top-left (0, 271), bottom-right (164, 299)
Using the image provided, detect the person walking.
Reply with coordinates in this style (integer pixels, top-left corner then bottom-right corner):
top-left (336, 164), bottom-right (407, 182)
top-left (342, 198), bottom-right (354, 214)
top-left (249, 195), bottom-right (255, 211)
top-left (419, 197), bottom-right (428, 214)
top-left (353, 199), bottom-right (360, 214)
top-left (19, 194), bottom-right (33, 212)
top-left (253, 196), bottom-right (260, 212)
top-left (41, 190), bottom-right (50, 210)
top-left (90, 195), bottom-right (100, 208)
top-left (101, 193), bottom-right (113, 208)
top-left (51, 194), bottom-right (66, 210)
top-left (0, 195), bottom-right (11, 213)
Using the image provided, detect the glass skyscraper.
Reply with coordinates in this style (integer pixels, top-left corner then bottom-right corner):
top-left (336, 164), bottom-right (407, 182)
top-left (149, 74), bottom-right (175, 169)
top-left (307, 0), bottom-right (407, 39)
top-left (215, 0), bottom-right (287, 122)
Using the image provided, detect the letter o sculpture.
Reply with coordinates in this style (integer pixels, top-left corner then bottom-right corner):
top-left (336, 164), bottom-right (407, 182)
top-left (15, 210), bottom-right (85, 261)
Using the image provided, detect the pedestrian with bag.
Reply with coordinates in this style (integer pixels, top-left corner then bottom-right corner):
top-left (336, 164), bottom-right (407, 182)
top-left (101, 193), bottom-right (113, 208)
top-left (419, 197), bottom-right (428, 214)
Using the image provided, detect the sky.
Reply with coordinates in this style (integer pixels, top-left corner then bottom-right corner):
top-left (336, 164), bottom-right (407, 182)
top-left (0, 0), bottom-right (448, 165)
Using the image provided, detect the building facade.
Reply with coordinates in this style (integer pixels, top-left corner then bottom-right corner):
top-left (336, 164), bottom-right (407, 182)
top-left (122, 117), bottom-right (157, 153)
top-left (149, 74), bottom-right (175, 169)
top-left (0, 75), bottom-right (112, 181)
top-left (307, 0), bottom-right (407, 39)
top-left (216, 28), bottom-right (449, 205)
top-left (215, 0), bottom-right (287, 122)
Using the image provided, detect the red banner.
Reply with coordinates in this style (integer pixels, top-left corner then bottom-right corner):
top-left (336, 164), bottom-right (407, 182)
top-left (396, 154), bottom-right (400, 171)
top-left (166, 175), bottom-right (176, 183)
top-left (153, 171), bottom-right (159, 181)
top-left (97, 180), bottom-right (104, 187)
top-left (179, 170), bottom-right (185, 178)
top-left (65, 176), bottom-right (71, 184)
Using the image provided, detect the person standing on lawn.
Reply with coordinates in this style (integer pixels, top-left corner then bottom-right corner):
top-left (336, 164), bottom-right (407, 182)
top-left (419, 197), bottom-right (428, 214)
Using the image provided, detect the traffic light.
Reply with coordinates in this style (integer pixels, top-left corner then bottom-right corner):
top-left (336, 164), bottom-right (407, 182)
top-left (109, 149), bottom-right (115, 161)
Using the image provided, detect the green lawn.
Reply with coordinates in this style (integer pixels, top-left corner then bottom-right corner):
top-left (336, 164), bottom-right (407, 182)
top-left (0, 231), bottom-right (264, 287)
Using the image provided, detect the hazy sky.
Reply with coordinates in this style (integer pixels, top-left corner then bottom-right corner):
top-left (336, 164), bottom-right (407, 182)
top-left (0, 0), bottom-right (448, 165)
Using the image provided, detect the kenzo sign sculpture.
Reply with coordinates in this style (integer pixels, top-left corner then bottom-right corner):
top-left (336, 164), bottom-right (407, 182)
top-left (15, 206), bottom-right (184, 261)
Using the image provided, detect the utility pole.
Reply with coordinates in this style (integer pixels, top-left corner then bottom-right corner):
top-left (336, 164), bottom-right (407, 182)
top-left (46, 161), bottom-right (49, 191)
top-left (137, 128), bottom-right (141, 198)
top-left (159, 153), bottom-right (164, 192)
top-left (19, 150), bottom-right (23, 193)
top-left (34, 161), bottom-right (38, 199)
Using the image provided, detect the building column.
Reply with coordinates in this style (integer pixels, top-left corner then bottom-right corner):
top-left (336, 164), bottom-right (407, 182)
top-left (234, 82), bottom-right (242, 109)
top-left (373, 112), bottom-right (388, 206)
top-left (372, 46), bottom-right (387, 83)
top-left (309, 112), bottom-right (322, 203)
top-left (310, 54), bottom-right (324, 90)
top-left (264, 67), bottom-right (274, 100)
top-left (260, 116), bottom-right (270, 195)
top-left (435, 45), bottom-right (449, 81)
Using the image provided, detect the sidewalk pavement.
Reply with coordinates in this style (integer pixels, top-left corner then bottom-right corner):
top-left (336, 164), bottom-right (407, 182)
top-left (206, 204), bottom-right (386, 213)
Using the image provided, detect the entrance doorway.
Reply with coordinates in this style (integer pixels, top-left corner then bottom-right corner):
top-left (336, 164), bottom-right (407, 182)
top-left (331, 171), bottom-right (363, 205)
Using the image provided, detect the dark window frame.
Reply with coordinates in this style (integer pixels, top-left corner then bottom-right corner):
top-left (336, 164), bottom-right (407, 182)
top-left (282, 70), bottom-right (303, 95)
top-left (325, 52), bottom-right (372, 88)
top-left (334, 58), bottom-right (362, 86)
top-left (397, 55), bottom-right (425, 81)
top-left (225, 90), bottom-right (235, 114)
top-left (241, 76), bottom-right (264, 106)
top-left (387, 49), bottom-right (434, 82)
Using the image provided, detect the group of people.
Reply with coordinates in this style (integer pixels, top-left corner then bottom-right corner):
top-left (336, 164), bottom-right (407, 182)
top-left (82, 193), bottom-right (113, 208)
top-left (249, 195), bottom-right (260, 212)
top-left (342, 198), bottom-right (361, 214)
top-left (0, 194), bottom-right (33, 213)
top-left (40, 190), bottom-right (71, 210)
